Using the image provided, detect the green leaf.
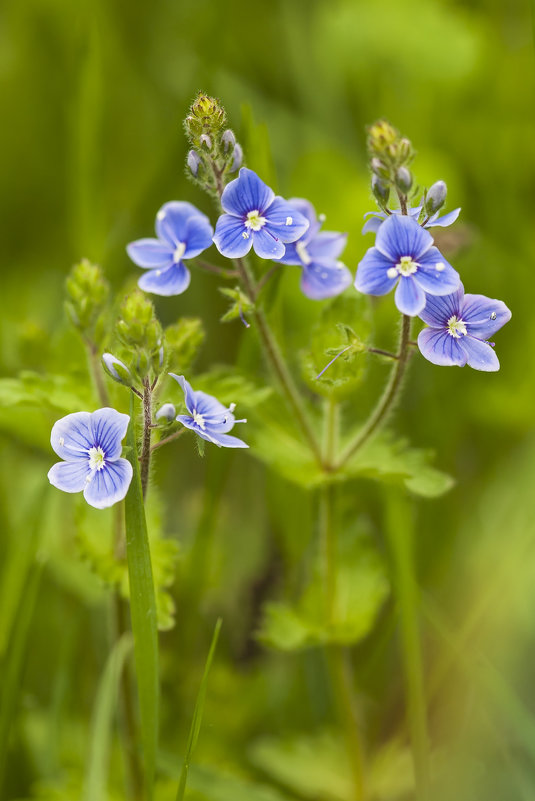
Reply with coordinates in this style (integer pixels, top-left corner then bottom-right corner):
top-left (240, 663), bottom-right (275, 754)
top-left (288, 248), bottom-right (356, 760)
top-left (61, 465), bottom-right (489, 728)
top-left (191, 366), bottom-right (273, 408)
top-left (176, 619), bottom-right (222, 801)
top-left (0, 371), bottom-right (93, 412)
top-left (83, 634), bottom-right (133, 801)
top-left (124, 395), bottom-right (160, 800)
top-left (258, 532), bottom-right (389, 650)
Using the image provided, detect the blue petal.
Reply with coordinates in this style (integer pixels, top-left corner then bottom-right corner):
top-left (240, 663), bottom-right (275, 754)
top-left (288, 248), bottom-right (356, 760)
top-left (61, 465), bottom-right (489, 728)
top-left (413, 248), bottom-right (460, 296)
top-left (417, 328), bottom-right (467, 367)
top-left (264, 198), bottom-right (310, 243)
top-left (252, 227), bottom-right (286, 260)
top-left (90, 408), bottom-right (130, 461)
top-left (419, 287), bottom-right (464, 327)
top-left (460, 336), bottom-right (500, 371)
top-left (193, 391), bottom-right (228, 420)
top-left (301, 261), bottom-right (352, 300)
top-left (48, 460), bottom-right (90, 493)
top-left (213, 214), bottom-right (253, 258)
top-left (155, 201), bottom-right (210, 245)
top-left (205, 432), bottom-right (249, 449)
top-left (276, 242), bottom-right (301, 266)
top-left (51, 411), bottom-right (92, 461)
top-left (426, 208), bottom-right (461, 228)
top-left (286, 198), bottom-right (319, 239)
top-left (138, 262), bottom-right (191, 296)
top-left (83, 459), bottom-right (133, 509)
top-left (375, 215), bottom-right (433, 261)
top-left (126, 239), bottom-right (173, 268)
top-left (221, 168), bottom-right (275, 216)
top-left (169, 374), bottom-right (196, 414)
top-left (362, 215), bottom-right (384, 235)
top-left (395, 276), bottom-right (426, 316)
top-left (307, 232), bottom-right (347, 262)
top-left (461, 294), bottom-right (512, 338)
top-left (182, 215), bottom-right (214, 259)
top-left (354, 247), bottom-right (397, 296)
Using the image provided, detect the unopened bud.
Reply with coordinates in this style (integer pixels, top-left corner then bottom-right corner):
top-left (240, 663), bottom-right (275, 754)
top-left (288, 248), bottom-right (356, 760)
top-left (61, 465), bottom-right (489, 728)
top-left (395, 166), bottom-right (412, 193)
top-left (397, 138), bottom-right (413, 164)
top-left (199, 133), bottom-right (212, 150)
top-left (155, 403), bottom-right (176, 422)
top-left (221, 129), bottom-right (236, 152)
top-left (187, 149), bottom-right (201, 177)
top-left (102, 353), bottom-right (133, 386)
top-left (229, 143), bottom-right (243, 173)
top-left (425, 180), bottom-right (447, 215)
top-left (372, 174), bottom-right (390, 205)
top-left (370, 158), bottom-right (390, 179)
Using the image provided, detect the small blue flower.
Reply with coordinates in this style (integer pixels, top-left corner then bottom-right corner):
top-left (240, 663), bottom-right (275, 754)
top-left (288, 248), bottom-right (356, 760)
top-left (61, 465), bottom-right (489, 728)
top-left (213, 168), bottom-right (309, 261)
top-left (127, 201), bottom-right (213, 296)
top-left (276, 198), bottom-right (352, 300)
top-left (48, 408), bottom-right (133, 509)
top-left (169, 373), bottom-right (248, 449)
top-left (417, 285), bottom-right (511, 371)
top-left (354, 214), bottom-right (461, 316)
top-left (362, 205), bottom-right (461, 235)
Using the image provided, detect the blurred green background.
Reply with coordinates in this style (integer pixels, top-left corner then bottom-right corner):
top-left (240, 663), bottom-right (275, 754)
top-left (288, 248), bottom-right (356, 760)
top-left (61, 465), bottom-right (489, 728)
top-left (1, 0), bottom-right (535, 799)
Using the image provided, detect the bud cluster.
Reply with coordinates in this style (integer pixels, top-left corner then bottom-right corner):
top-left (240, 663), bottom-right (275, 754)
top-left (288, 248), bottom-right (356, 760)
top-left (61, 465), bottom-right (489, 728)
top-left (367, 120), bottom-right (414, 207)
top-left (65, 259), bottom-right (109, 344)
top-left (115, 290), bottom-right (164, 381)
top-left (184, 92), bottom-right (243, 198)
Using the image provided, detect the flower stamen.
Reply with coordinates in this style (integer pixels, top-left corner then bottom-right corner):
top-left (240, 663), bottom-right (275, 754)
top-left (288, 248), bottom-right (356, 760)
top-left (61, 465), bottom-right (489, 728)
top-left (244, 210), bottom-right (267, 232)
top-left (446, 315), bottom-right (467, 338)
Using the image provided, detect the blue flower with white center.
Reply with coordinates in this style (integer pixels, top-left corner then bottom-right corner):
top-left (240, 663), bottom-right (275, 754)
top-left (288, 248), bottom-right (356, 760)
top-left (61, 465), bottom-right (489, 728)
top-left (417, 285), bottom-right (511, 371)
top-left (47, 408), bottom-right (133, 509)
top-left (169, 373), bottom-right (248, 449)
top-left (275, 198), bottom-right (352, 300)
top-left (126, 201), bottom-right (213, 296)
top-left (354, 214), bottom-right (461, 316)
top-left (212, 168), bottom-right (309, 261)
top-left (362, 204), bottom-right (461, 236)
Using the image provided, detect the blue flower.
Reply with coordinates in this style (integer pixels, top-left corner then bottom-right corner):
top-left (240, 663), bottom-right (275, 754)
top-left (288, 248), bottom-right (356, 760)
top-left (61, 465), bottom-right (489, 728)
top-left (354, 214), bottom-right (461, 316)
top-left (275, 198), bottom-right (352, 300)
top-left (169, 373), bottom-right (248, 449)
top-left (127, 201), bottom-right (213, 296)
top-left (48, 408), bottom-right (133, 509)
top-left (213, 168), bottom-right (309, 260)
top-left (362, 205), bottom-right (461, 235)
top-left (417, 285), bottom-right (511, 371)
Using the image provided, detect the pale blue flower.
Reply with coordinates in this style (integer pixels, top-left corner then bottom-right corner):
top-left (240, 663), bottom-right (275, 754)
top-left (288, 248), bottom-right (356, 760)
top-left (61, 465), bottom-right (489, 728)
top-left (170, 374), bottom-right (248, 448)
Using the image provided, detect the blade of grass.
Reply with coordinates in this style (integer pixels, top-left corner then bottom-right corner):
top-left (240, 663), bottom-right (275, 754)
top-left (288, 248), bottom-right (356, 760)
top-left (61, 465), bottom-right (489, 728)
top-left (84, 633), bottom-right (133, 801)
top-left (176, 618), bottom-right (223, 801)
top-left (125, 394), bottom-right (160, 800)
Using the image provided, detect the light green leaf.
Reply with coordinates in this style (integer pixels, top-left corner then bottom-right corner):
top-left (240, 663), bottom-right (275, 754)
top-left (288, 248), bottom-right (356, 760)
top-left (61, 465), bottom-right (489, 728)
top-left (0, 371), bottom-right (93, 412)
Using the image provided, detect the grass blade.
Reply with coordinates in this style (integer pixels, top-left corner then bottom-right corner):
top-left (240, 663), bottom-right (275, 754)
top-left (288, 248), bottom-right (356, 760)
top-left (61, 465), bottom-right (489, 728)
top-left (176, 618), bottom-right (223, 801)
top-left (84, 634), bottom-right (133, 801)
top-left (124, 394), bottom-right (160, 799)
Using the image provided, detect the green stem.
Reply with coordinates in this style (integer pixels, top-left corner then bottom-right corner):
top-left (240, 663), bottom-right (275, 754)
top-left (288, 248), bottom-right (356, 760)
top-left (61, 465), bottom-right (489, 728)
top-left (139, 380), bottom-right (152, 501)
top-left (150, 428), bottom-right (185, 453)
top-left (321, 398), bottom-right (365, 801)
top-left (335, 314), bottom-right (412, 470)
top-left (386, 494), bottom-right (430, 800)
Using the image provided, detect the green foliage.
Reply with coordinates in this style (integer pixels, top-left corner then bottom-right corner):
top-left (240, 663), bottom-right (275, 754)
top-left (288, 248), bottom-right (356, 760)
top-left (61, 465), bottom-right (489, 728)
top-left (164, 318), bottom-right (206, 373)
top-left (258, 528), bottom-right (389, 650)
top-left (192, 366), bottom-right (273, 408)
top-left (0, 371), bottom-right (94, 414)
top-left (219, 286), bottom-right (255, 325)
top-left (301, 294), bottom-right (372, 399)
top-left (64, 259), bottom-right (110, 346)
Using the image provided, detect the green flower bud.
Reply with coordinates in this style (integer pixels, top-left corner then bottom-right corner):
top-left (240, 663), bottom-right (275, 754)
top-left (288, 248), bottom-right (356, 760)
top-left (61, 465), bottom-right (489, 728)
top-left (102, 353), bottom-right (133, 386)
top-left (372, 174), bottom-right (390, 205)
top-left (368, 120), bottom-right (398, 156)
top-left (65, 259), bottom-right (109, 341)
top-left (116, 290), bottom-right (163, 379)
top-left (425, 180), bottom-right (448, 215)
top-left (164, 317), bottom-right (205, 372)
top-left (395, 166), bottom-right (413, 193)
top-left (199, 133), bottom-right (212, 150)
top-left (370, 157), bottom-right (390, 180)
top-left (221, 129), bottom-right (236, 152)
top-left (184, 92), bottom-right (227, 147)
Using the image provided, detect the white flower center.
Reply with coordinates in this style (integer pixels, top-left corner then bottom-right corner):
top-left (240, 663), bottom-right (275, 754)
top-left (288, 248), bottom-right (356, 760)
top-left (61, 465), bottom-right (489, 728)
top-left (397, 256), bottom-right (419, 276)
top-left (244, 210), bottom-right (267, 232)
top-left (296, 241), bottom-right (311, 265)
top-left (88, 446), bottom-right (106, 471)
top-left (192, 410), bottom-right (206, 430)
top-left (285, 216), bottom-right (293, 225)
top-left (447, 315), bottom-right (467, 338)
top-left (173, 242), bottom-right (186, 262)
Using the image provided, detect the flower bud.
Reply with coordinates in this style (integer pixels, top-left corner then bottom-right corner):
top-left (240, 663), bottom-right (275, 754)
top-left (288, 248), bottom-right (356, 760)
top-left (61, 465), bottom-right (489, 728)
top-left (229, 143), bottom-right (243, 173)
top-left (372, 174), bottom-right (390, 205)
top-left (65, 259), bottom-right (109, 338)
top-left (425, 180), bottom-right (447, 215)
top-left (221, 129), bottom-right (236, 152)
top-left (164, 317), bottom-right (205, 372)
top-left (199, 133), bottom-right (212, 150)
top-left (184, 92), bottom-right (227, 146)
top-left (187, 149), bottom-right (201, 177)
top-left (155, 403), bottom-right (176, 422)
top-left (102, 353), bottom-right (133, 386)
top-left (370, 158), bottom-right (390, 179)
top-left (395, 166), bottom-right (413, 193)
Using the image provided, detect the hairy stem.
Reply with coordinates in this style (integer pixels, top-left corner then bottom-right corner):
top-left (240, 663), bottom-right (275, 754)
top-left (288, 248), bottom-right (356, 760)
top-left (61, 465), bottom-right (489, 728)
top-left (335, 314), bottom-right (412, 470)
top-left (86, 340), bottom-right (109, 406)
top-left (139, 380), bottom-right (152, 501)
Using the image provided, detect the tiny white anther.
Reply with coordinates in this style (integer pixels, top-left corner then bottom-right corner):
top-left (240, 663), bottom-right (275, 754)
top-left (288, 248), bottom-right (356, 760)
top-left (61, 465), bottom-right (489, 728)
top-left (242, 231), bottom-right (250, 239)
top-left (387, 267), bottom-right (398, 279)
top-left (157, 210), bottom-right (166, 221)
top-left (435, 262), bottom-right (445, 271)
top-left (173, 242), bottom-right (186, 262)
top-left (318, 213), bottom-right (326, 223)
top-left (490, 311), bottom-right (497, 320)
top-left (285, 216), bottom-right (293, 226)
top-left (59, 437), bottom-right (65, 446)
top-left (156, 270), bottom-right (161, 276)
top-left (229, 402), bottom-right (236, 413)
